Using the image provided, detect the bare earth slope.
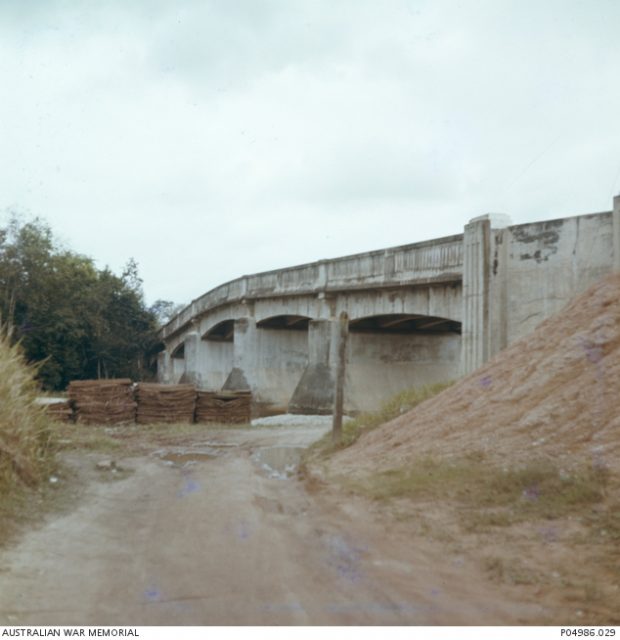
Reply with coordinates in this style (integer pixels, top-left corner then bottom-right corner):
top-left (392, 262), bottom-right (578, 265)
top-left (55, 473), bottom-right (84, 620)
top-left (334, 273), bottom-right (620, 475)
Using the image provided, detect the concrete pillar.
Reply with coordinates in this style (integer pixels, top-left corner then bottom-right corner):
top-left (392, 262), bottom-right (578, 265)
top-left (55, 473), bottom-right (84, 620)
top-left (614, 195), bottom-right (620, 273)
top-left (289, 319), bottom-right (336, 414)
top-left (488, 225), bottom-right (510, 358)
top-left (201, 340), bottom-right (234, 391)
top-left (222, 317), bottom-right (257, 392)
top-left (182, 331), bottom-right (202, 386)
top-left (461, 213), bottom-right (511, 375)
top-left (157, 350), bottom-right (171, 383)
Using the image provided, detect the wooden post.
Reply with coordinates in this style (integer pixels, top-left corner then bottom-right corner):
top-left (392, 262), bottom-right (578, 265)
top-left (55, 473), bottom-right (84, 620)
top-left (613, 194), bottom-right (620, 273)
top-left (332, 311), bottom-right (349, 444)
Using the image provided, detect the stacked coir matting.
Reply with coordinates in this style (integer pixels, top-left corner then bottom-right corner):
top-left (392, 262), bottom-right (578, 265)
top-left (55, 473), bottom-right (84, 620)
top-left (135, 383), bottom-right (197, 424)
top-left (68, 379), bottom-right (136, 425)
top-left (195, 391), bottom-right (252, 424)
top-left (60, 380), bottom-right (253, 425)
top-left (44, 400), bottom-right (73, 422)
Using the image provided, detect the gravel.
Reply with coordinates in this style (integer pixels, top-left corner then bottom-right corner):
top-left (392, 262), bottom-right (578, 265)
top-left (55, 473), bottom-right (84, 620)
top-left (251, 414), bottom-right (336, 428)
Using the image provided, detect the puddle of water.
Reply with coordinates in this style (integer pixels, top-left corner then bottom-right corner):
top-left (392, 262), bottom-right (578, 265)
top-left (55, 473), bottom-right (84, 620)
top-left (156, 449), bottom-right (219, 467)
top-left (201, 441), bottom-right (239, 448)
top-left (252, 446), bottom-right (305, 480)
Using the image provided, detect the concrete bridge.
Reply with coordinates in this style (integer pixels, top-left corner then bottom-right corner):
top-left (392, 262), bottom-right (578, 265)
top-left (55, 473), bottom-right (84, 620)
top-left (158, 196), bottom-right (620, 415)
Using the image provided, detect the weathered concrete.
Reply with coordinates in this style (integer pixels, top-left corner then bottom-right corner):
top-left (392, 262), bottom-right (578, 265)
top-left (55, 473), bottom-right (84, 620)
top-left (498, 212), bottom-right (614, 345)
top-left (156, 351), bottom-right (171, 384)
top-left (161, 233), bottom-right (464, 342)
top-left (237, 325), bottom-right (309, 415)
top-left (289, 320), bottom-right (337, 415)
top-left (179, 330), bottom-right (200, 386)
top-left (345, 331), bottom-right (461, 413)
top-left (222, 317), bottom-right (256, 393)
top-left (158, 200), bottom-right (618, 414)
top-left (196, 339), bottom-right (233, 391)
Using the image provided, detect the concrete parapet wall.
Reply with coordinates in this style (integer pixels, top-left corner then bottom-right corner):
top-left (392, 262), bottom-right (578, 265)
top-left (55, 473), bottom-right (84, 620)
top-left (503, 212), bottom-right (614, 343)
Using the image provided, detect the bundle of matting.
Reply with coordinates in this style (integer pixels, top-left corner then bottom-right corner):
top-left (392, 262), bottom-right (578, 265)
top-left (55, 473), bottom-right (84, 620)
top-left (135, 383), bottom-right (197, 424)
top-left (195, 390), bottom-right (252, 424)
top-left (68, 379), bottom-right (136, 425)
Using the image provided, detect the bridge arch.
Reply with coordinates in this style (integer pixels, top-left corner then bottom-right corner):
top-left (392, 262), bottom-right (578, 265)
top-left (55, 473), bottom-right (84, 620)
top-left (236, 314), bottom-right (311, 413)
top-left (348, 313), bottom-right (461, 334)
top-left (202, 319), bottom-right (235, 342)
top-left (256, 314), bottom-right (311, 330)
top-left (171, 343), bottom-right (185, 358)
top-left (339, 284), bottom-right (462, 326)
top-left (343, 312), bottom-right (461, 412)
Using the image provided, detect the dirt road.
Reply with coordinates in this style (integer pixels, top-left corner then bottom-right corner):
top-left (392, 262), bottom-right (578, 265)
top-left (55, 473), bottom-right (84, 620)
top-left (0, 423), bottom-right (552, 625)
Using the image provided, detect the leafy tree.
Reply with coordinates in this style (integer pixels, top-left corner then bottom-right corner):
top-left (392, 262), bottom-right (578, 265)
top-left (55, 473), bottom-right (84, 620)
top-left (149, 299), bottom-right (186, 327)
top-left (0, 214), bottom-right (161, 390)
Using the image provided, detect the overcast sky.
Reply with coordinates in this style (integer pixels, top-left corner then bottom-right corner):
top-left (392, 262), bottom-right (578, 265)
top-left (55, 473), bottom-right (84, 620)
top-left (1, 0), bottom-right (619, 305)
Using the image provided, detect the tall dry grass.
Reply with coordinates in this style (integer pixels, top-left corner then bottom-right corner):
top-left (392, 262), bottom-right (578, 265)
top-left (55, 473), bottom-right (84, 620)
top-left (0, 328), bottom-right (54, 490)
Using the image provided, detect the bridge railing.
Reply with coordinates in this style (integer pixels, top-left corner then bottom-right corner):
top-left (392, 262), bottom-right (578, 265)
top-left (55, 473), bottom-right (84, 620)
top-left (161, 234), bottom-right (464, 340)
top-left (325, 235), bottom-right (464, 288)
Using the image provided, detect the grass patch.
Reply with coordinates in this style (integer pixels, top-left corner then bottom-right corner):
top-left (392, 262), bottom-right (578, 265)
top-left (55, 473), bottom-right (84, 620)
top-left (482, 556), bottom-right (539, 585)
top-left (346, 456), bottom-right (610, 526)
top-left (582, 503), bottom-right (620, 542)
top-left (305, 382), bottom-right (454, 459)
top-left (50, 420), bottom-right (257, 456)
top-left (52, 423), bottom-right (126, 453)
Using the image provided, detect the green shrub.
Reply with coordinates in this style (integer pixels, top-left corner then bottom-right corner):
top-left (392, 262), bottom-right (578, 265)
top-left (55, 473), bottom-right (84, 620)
top-left (307, 381), bottom-right (454, 458)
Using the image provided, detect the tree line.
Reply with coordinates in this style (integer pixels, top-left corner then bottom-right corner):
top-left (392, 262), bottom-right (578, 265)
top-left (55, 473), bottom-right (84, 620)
top-left (0, 215), bottom-right (177, 391)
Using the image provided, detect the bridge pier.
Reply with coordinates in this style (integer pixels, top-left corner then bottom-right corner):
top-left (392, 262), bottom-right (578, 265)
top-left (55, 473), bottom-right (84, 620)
top-left (200, 339), bottom-right (234, 390)
top-left (157, 351), bottom-right (171, 384)
top-left (222, 317), bottom-right (256, 392)
top-left (289, 319), bottom-right (338, 415)
top-left (181, 330), bottom-right (202, 386)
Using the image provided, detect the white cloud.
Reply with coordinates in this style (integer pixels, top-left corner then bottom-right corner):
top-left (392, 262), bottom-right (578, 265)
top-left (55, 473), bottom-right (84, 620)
top-left (1, 0), bottom-right (619, 304)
